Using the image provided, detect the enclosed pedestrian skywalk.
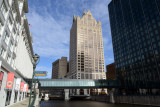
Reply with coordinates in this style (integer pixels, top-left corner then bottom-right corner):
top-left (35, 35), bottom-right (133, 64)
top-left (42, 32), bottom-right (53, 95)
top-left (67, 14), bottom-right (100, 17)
top-left (26, 79), bottom-right (121, 89)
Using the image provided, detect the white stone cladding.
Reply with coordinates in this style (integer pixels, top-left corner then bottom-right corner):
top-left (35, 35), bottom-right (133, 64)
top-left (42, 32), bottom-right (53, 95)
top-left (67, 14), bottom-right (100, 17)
top-left (0, 68), bottom-right (8, 107)
top-left (15, 30), bottom-right (33, 78)
top-left (0, 0), bottom-right (33, 106)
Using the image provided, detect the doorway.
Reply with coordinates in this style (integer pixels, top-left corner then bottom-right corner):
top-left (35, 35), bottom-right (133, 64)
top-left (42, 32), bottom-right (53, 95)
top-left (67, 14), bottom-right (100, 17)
top-left (80, 89), bottom-right (84, 95)
top-left (19, 92), bottom-right (22, 101)
top-left (5, 90), bottom-right (12, 106)
top-left (14, 91), bottom-right (18, 103)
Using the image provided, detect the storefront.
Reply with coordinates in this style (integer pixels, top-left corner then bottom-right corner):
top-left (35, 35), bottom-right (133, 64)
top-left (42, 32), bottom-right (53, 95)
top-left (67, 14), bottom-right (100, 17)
top-left (20, 81), bottom-right (25, 101)
top-left (5, 73), bottom-right (14, 106)
top-left (5, 90), bottom-right (12, 106)
top-left (14, 91), bottom-right (18, 103)
top-left (14, 78), bottom-right (21, 103)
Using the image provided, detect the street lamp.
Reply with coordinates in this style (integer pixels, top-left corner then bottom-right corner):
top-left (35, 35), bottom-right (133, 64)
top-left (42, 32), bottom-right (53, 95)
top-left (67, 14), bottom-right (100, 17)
top-left (28, 54), bottom-right (40, 107)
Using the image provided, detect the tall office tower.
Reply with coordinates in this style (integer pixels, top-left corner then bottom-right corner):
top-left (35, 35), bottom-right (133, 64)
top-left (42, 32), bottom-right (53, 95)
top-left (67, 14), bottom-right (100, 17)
top-left (52, 57), bottom-right (68, 79)
top-left (108, 0), bottom-right (160, 91)
top-left (0, 0), bottom-right (34, 106)
top-left (69, 10), bottom-right (106, 80)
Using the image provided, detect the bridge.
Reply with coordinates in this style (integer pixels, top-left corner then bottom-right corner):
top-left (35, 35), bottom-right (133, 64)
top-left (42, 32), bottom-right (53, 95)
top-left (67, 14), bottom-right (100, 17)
top-left (25, 79), bottom-right (120, 102)
top-left (26, 79), bottom-right (121, 89)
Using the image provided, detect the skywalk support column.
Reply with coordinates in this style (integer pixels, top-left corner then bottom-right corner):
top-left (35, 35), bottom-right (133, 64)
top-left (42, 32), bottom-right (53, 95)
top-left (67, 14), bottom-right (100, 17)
top-left (34, 89), bottom-right (39, 107)
top-left (64, 89), bottom-right (70, 101)
top-left (76, 89), bottom-right (80, 95)
top-left (17, 91), bottom-right (20, 102)
top-left (109, 88), bottom-right (115, 103)
top-left (84, 89), bottom-right (87, 95)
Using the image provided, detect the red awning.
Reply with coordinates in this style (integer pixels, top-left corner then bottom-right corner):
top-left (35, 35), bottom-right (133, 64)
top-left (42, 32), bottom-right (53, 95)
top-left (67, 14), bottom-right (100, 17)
top-left (6, 73), bottom-right (14, 89)
top-left (0, 72), bottom-right (4, 81)
top-left (20, 82), bottom-right (25, 92)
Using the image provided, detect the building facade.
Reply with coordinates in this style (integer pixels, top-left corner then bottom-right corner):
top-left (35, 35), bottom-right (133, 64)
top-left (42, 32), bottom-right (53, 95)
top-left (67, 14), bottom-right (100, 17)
top-left (52, 57), bottom-right (68, 79)
top-left (0, 0), bottom-right (33, 106)
top-left (108, 0), bottom-right (160, 92)
top-left (69, 10), bottom-right (106, 80)
top-left (106, 63), bottom-right (116, 80)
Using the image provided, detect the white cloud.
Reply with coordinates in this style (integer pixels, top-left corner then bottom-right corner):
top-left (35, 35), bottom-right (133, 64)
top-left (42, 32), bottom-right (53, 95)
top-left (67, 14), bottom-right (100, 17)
top-left (27, 0), bottom-right (114, 74)
top-left (27, 8), bottom-right (70, 59)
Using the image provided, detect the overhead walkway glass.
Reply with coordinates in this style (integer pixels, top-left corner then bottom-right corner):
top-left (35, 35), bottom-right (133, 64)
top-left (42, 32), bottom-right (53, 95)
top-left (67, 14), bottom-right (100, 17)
top-left (26, 79), bottom-right (121, 89)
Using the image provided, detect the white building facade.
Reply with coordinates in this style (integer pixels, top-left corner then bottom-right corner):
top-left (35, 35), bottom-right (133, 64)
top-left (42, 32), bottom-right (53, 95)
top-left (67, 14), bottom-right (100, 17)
top-left (0, 0), bottom-right (33, 106)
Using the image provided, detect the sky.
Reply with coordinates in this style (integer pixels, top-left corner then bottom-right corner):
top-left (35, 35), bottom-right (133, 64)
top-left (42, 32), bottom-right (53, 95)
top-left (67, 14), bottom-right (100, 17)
top-left (27, 0), bottom-right (113, 78)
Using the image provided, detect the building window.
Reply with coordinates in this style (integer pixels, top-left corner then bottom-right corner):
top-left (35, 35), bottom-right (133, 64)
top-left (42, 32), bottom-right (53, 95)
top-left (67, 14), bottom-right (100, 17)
top-left (3, 31), bottom-right (9, 44)
top-left (1, 2), bottom-right (7, 18)
top-left (0, 20), bottom-right (2, 31)
top-left (11, 57), bottom-right (15, 68)
top-left (8, 17), bottom-right (12, 30)
top-left (8, 17), bottom-right (12, 25)
top-left (0, 47), bottom-right (5, 57)
top-left (12, 28), bottom-right (16, 39)
top-left (6, 54), bottom-right (11, 63)
top-left (10, 42), bottom-right (13, 52)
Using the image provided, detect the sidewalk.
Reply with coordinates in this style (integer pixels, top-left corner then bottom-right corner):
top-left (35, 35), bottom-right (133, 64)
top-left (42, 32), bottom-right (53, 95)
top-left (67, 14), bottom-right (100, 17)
top-left (8, 98), bottom-right (29, 107)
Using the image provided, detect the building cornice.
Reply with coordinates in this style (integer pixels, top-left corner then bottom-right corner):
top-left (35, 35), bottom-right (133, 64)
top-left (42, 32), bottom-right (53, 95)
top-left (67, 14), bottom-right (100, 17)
top-left (23, 0), bottom-right (29, 13)
top-left (23, 17), bottom-right (34, 56)
top-left (13, 0), bottom-right (21, 24)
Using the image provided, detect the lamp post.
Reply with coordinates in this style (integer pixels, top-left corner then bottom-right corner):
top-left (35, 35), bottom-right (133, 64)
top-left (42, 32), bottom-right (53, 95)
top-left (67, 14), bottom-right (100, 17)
top-left (28, 54), bottom-right (40, 107)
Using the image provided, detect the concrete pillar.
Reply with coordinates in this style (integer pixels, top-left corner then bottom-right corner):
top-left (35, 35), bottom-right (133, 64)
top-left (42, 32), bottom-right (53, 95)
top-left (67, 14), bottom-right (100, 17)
top-left (109, 88), bottom-right (115, 103)
top-left (44, 94), bottom-right (49, 100)
top-left (24, 92), bottom-right (26, 99)
top-left (64, 89), bottom-right (70, 101)
top-left (84, 89), bottom-right (87, 95)
top-left (24, 92), bottom-right (25, 99)
top-left (69, 89), bottom-right (72, 95)
top-left (105, 89), bottom-right (108, 95)
top-left (17, 91), bottom-right (20, 102)
top-left (0, 70), bottom-right (8, 107)
top-left (20, 92), bottom-right (23, 101)
top-left (76, 89), bottom-right (80, 95)
top-left (98, 89), bottom-right (101, 95)
top-left (74, 89), bottom-right (76, 95)
top-left (10, 78), bottom-right (16, 105)
top-left (34, 89), bottom-right (39, 107)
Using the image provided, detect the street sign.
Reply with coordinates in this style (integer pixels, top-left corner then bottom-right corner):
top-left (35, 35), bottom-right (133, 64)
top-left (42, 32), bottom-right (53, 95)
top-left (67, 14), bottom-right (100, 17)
top-left (35, 71), bottom-right (47, 77)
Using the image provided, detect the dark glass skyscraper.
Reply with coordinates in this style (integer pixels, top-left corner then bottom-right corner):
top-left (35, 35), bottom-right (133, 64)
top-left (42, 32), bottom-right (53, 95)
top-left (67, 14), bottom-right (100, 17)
top-left (108, 0), bottom-right (160, 91)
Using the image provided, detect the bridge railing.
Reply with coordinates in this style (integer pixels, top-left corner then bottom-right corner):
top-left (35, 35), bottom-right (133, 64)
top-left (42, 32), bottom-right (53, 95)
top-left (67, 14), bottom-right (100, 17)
top-left (38, 79), bottom-right (121, 88)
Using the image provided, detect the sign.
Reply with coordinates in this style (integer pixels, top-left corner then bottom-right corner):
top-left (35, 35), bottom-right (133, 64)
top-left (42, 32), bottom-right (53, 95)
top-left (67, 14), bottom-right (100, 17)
top-left (0, 72), bottom-right (4, 81)
top-left (32, 83), bottom-right (38, 89)
top-left (35, 71), bottom-right (47, 77)
top-left (24, 84), bottom-right (27, 92)
top-left (15, 78), bottom-right (21, 91)
top-left (6, 73), bottom-right (14, 89)
top-left (26, 85), bottom-right (29, 92)
top-left (0, 72), bottom-right (4, 89)
top-left (20, 82), bottom-right (24, 92)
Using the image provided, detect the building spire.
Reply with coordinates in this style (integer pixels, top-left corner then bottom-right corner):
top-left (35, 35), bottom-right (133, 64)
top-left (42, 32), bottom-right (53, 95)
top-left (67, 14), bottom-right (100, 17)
top-left (73, 14), bottom-right (76, 22)
top-left (83, 11), bottom-right (86, 16)
top-left (87, 10), bottom-right (91, 15)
